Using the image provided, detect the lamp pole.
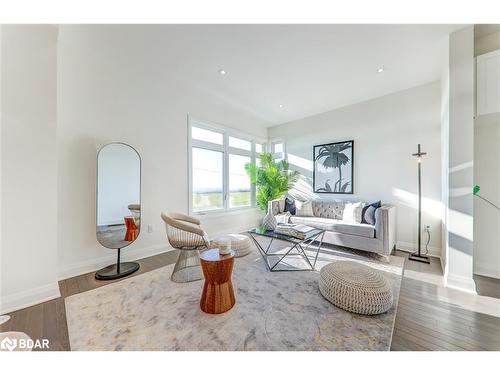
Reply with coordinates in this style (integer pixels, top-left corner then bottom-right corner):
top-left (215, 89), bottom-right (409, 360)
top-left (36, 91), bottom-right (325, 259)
top-left (409, 144), bottom-right (430, 264)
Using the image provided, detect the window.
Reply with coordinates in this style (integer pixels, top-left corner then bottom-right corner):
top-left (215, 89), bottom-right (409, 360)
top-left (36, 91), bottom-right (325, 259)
top-left (192, 147), bottom-right (224, 211)
top-left (191, 126), bottom-right (223, 145)
top-left (189, 119), bottom-right (264, 213)
top-left (229, 136), bottom-right (251, 151)
top-left (229, 154), bottom-right (252, 208)
top-left (273, 142), bottom-right (283, 154)
top-left (271, 140), bottom-right (284, 162)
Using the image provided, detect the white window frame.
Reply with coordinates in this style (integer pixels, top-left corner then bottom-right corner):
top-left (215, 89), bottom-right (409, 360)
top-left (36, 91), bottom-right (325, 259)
top-left (270, 138), bottom-right (286, 161)
top-left (188, 116), bottom-right (267, 215)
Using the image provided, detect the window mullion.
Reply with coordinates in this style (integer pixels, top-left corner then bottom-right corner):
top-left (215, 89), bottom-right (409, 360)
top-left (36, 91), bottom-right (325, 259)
top-left (192, 139), bottom-right (224, 152)
top-left (227, 147), bottom-right (252, 157)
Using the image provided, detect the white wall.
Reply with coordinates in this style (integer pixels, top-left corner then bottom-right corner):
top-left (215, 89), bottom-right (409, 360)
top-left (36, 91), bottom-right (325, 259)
top-left (473, 27), bottom-right (500, 280)
top-left (0, 25), bottom-right (60, 313)
top-left (445, 26), bottom-right (476, 293)
top-left (57, 25), bottom-right (266, 279)
top-left (440, 35), bottom-right (450, 276)
top-left (268, 82), bottom-right (443, 255)
top-left (474, 114), bottom-right (500, 278)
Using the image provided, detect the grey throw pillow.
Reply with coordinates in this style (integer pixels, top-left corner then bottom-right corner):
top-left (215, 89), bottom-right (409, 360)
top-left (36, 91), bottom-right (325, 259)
top-left (361, 200), bottom-right (381, 224)
top-left (364, 205), bottom-right (377, 225)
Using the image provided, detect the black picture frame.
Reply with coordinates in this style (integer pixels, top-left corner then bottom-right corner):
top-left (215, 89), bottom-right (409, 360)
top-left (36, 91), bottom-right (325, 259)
top-left (313, 140), bottom-right (354, 194)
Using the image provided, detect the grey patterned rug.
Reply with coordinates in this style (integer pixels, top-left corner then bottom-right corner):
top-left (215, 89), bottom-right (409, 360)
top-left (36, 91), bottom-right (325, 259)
top-left (65, 242), bottom-right (404, 351)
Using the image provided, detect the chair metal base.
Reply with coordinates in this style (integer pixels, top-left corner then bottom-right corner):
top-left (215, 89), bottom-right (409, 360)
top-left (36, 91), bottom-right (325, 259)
top-left (171, 249), bottom-right (203, 283)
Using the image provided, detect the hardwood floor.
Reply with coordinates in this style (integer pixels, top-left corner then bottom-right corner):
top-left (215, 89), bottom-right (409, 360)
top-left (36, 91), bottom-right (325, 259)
top-left (1, 248), bottom-right (499, 351)
top-left (0, 250), bottom-right (179, 351)
top-left (391, 250), bottom-right (500, 351)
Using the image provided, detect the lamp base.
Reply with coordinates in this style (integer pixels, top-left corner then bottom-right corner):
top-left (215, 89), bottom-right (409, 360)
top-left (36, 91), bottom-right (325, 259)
top-left (408, 253), bottom-right (431, 264)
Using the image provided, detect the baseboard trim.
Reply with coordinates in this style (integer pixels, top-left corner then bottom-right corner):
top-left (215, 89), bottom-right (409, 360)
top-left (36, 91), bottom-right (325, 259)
top-left (446, 273), bottom-right (477, 294)
top-left (58, 243), bottom-right (172, 281)
top-left (396, 241), bottom-right (441, 258)
top-left (474, 265), bottom-right (500, 280)
top-left (58, 224), bottom-right (257, 281)
top-left (0, 282), bottom-right (61, 315)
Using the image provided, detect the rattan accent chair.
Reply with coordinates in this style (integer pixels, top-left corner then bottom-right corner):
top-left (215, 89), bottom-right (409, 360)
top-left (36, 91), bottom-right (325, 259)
top-left (161, 212), bottom-right (210, 283)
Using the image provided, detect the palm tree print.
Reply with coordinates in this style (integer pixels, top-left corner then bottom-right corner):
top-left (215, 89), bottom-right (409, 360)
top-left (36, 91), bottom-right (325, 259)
top-left (314, 142), bottom-right (352, 193)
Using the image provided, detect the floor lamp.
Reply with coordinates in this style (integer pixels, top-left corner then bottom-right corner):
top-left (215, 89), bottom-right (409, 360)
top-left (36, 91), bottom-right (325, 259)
top-left (409, 144), bottom-right (430, 264)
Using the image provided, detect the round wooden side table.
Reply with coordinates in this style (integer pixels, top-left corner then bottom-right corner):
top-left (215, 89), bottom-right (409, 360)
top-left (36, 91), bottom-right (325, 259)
top-left (199, 248), bottom-right (236, 314)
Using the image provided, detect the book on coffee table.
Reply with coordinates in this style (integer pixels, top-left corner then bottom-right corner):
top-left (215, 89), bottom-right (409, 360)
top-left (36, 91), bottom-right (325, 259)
top-left (275, 223), bottom-right (316, 240)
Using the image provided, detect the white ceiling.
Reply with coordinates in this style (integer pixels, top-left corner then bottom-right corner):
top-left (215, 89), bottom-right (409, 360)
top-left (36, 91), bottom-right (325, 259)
top-left (102, 24), bottom-right (465, 126)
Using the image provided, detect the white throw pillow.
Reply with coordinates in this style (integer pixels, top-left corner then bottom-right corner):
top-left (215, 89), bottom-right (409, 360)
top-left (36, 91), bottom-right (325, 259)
top-left (275, 212), bottom-right (291, 224)
top-left (342, 202), bottom-right (365, 223)
top-left (295, 200), bottom-right (314, 217)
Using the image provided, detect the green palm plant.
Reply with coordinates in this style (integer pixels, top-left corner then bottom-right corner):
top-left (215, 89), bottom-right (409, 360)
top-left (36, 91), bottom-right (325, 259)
top-left (315, 142), bottom-right (351, 192)
top-left (245, 152), bottom-right (299, 211)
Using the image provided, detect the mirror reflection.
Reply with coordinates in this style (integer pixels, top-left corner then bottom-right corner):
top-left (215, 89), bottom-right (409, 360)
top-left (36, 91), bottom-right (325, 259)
top-left (96, 143), bottom-right (141, 249)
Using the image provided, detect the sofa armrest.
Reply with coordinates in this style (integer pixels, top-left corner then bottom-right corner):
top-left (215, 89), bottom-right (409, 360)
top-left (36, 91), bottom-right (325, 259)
top-left (375, 205), bottom-right (396, 255)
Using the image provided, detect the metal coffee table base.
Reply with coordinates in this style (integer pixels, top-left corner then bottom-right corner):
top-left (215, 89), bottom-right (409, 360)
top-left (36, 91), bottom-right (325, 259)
top-left (249, 231), bottom-right (325, 272)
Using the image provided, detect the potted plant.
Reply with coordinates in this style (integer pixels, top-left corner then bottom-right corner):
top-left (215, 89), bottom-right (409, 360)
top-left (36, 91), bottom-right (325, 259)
top-left (245, 152), bottom-right (299, 212)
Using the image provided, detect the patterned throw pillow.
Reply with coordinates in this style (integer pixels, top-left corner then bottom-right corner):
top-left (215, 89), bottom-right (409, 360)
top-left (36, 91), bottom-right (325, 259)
top-left (270, 199), bottom-right (285, 215)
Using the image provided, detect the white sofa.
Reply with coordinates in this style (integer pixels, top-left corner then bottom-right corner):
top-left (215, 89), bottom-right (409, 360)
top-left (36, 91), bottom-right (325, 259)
top-left (270, 199), bottom-right (396, 256)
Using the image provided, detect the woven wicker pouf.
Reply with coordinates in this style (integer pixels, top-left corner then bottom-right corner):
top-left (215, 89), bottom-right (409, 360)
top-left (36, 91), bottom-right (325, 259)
top-left (319, 261), bottom-right (393, 315)
top-left (212, 234), bottom-right (253, 258)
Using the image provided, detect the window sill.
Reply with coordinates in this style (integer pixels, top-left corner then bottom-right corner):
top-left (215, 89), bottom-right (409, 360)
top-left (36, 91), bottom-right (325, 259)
top-left (192, 206), bottom-right (263, 219)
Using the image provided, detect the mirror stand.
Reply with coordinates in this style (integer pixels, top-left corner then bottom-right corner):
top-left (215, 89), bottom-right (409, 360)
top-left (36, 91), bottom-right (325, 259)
top-left (95, 248), bottom-right (140, 280)
top-left (96, 142), bottom-right (141, 281)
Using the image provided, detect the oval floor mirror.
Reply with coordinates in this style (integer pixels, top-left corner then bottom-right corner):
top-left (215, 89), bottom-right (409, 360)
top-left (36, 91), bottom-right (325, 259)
top-left (95, 142), bottom-right (141, 280)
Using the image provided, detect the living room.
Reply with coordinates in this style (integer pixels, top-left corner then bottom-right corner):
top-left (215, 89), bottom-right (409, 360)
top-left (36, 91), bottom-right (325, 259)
top-left (1, 0), bottom-right (500, 371)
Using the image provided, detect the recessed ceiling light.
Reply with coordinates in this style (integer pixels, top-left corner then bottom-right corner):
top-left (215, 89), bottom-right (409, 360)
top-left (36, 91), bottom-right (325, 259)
top-left (218, 69), bottom-right (227, 75)
top-left (279, 104), bottom-right (284, 108)
top-left (377, 67), bottom-right (384, 73)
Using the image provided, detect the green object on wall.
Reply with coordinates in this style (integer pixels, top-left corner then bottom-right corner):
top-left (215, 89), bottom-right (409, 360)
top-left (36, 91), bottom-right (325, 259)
top-left (473, 184), bottom-right (500, 210)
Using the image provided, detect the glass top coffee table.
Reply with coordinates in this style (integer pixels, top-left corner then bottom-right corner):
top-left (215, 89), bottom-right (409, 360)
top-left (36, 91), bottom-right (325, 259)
top-left (248, 227), bottom-right (325, 272)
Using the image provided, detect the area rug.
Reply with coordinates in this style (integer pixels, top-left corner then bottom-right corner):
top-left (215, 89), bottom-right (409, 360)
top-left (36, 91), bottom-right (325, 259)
top-left (65, 241), bottom-right (404, 351)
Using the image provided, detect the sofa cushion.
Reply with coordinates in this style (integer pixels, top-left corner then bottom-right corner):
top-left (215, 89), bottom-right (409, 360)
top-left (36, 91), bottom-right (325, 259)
top-left (312, 201), bottom-right (345, 219)
top-left (290, 216), bottom-right (375, 238)
top-left (290, 216), bottom-right (338, 231)
top-left (330, 222), bottom-right (375, 238)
